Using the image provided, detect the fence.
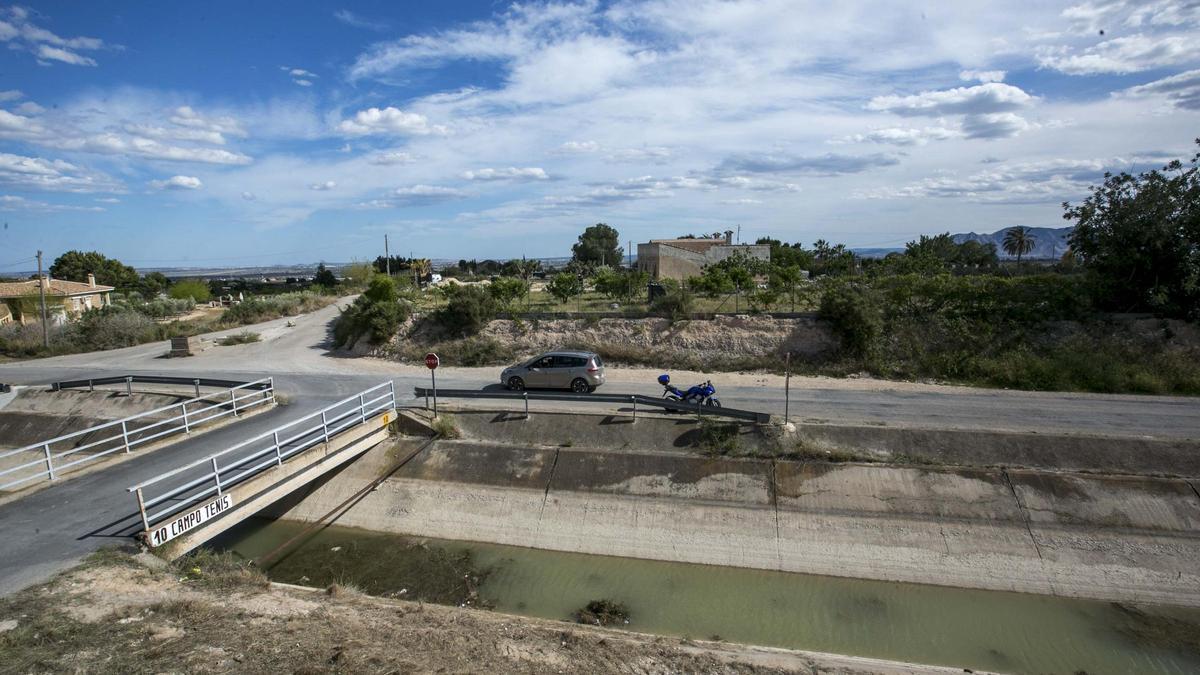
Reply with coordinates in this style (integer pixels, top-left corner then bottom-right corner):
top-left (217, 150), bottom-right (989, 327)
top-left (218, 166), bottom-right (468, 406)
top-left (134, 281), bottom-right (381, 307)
top-left (0, 377), bottom-right (275, 491)
top-left (412, 387), bottom-right (771, 423)
top-left (128, 381), bottom-right (396, 533)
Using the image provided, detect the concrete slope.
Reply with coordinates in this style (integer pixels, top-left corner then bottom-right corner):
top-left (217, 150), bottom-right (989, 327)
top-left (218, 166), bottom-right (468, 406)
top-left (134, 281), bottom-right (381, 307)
top-left (273, 438), bottom-right (1200, 607)
top-left (0, 390), bottom-right (344, 596)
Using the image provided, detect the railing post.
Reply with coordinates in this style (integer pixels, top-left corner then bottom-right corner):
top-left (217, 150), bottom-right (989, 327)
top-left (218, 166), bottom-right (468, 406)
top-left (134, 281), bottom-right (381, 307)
top-left (267, 377), bottom-right (276, 406)
top-left (135, 488), bottom-right (150, 532)
top-left (230, 388), bottom-right (239, 416)
top-left (389, 380), bottom-right (396, 410)
top-left (359, 394), bottom-right (366, 424)
top-left (43, 443), bottom-right (55, 480)
top-left (88, 379), bottom-right (94, 392)
top-left (274, 431), bottom-right (283, 466)
top-left (632, 395), bottom-right (637, 422)
top-left (125, 376), bottom-right (133, 397)
top-left (211, 457), bottom-right (222, 496)
top-left (523, 391), bottom-right (529, 419)
top-left (321, 411), bottom-right (329, 443)
top-left (193, 379), bottom-right (201, 399)
top-left (180, 402), bottom-right (190, 433)
top-left (121, 420), bottom-right (131, 453)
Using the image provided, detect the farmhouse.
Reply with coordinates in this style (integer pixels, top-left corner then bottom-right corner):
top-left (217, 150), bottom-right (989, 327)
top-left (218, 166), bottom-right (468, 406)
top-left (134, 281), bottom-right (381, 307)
top-left (636, 232), bottom-right (771, 281)
top-left (0, 274), bottom-right (114, 325)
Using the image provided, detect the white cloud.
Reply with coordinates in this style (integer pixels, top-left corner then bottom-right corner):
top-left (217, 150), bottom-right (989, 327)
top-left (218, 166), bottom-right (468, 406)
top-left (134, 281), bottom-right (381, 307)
top-left (0, 152), bottom-right (122, 193)
top-left (0, 90), bottom-right (22, 102)
top-left (461, 167), bottom-right (549, 181)
top-left (867, 83), bottom-right (1034, 116)
top-left (333, 9), bottom-right (388, 31)
top-left (309, 181), bottom-right (336, 191)
top-left (337, 107), bottom-right (447, 136)
top-left (95, 197), bottom-right (120, 203)
top-left (280, 66), bottom-right (318, 87)
top-left (14, 101), bottom-right (43, 115)
top-left (720, 198), bottom-right (762, 205)
top-left (294, 79), bottom-right (313, 87)
top-left (241, 191), bottom-right (256, 200)
top-left (608, 146), bottom-right (673, 163)
top-left (959, 69), bottom-right (1006, 83)
top-left (150, 175), bottom-right (203, 190)
top-left (0, 194), bottom-right (104, 212)
top-left (356, 185), bottom-right (467, 208)
top-left (1039, 33), bottom-right (1200, 74)
top-left (834, 126), bottom-right (959, 146)
top-left (0, 7), bottom-right (106, 66)
top-left (369, 150), bottom-right (416, 165)
top-left (716, 152), bottom-right (899, 175)
top-left (1119, 68), bottom-right (1200, 110)
top-left (556, 140), bottom-right (599, 154)
top-left (169, 106), bottom-right (247, 138)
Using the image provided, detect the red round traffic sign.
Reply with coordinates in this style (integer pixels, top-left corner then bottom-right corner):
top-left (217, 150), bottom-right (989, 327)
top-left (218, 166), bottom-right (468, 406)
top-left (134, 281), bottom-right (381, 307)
top-left (425, 352), bottom-right (440, 369)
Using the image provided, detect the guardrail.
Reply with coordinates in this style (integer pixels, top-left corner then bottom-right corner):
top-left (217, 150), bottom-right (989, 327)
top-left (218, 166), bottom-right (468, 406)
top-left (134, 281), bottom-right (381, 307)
top-left (412, 387), bottom-right (771, 423)
top-left (128, 381), bottom-right (397, 533)
top-left (0, 377), bottom-right (275, 491)
top-left (52, 375), bottom-right (273, 398)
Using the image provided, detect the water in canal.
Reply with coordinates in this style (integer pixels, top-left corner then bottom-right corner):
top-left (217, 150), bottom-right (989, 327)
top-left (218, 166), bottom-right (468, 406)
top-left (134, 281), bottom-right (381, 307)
top-left (215, 518), bottom-right (1200, 674)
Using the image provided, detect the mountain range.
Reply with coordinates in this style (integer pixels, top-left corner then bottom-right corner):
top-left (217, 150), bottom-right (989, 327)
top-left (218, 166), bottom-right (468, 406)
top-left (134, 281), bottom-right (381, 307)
top-left (853, 226), bottom-right (1073, 259)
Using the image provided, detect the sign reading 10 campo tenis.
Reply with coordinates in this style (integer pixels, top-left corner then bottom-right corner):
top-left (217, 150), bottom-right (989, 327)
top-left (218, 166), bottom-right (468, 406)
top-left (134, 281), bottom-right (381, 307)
top-left (148, 494), bottom-right (234, 547)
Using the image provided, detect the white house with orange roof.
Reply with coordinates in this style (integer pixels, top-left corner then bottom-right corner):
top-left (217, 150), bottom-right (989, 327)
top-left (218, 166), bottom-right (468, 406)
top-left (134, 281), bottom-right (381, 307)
top-left (0, 274), bottom-right (115, 326)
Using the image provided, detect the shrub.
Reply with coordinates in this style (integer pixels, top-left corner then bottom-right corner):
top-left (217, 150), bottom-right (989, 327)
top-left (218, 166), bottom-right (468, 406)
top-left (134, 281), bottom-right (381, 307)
top-left (573, 599), bottom-right (630, 626)
top-left (333, 277), bottom-right (410, 348)
top-left (168, 279), bottom-right (211, 303)
top-left (217, 331), bottom-right (261, 346)
top-left (219, 292), bottom-right (327, 326)
top-left (487, 277), bottom-right (529, 306)
top-left (818, 281), bottom-right (883, 358)
top-left (74, 307), bottom-right (159, 350)
top-left (649, 279), bottom-right (694, 321)
top-left (435, 285), bottom-right (498, 337)
top-left (431, 414), bottom-right (461, 439)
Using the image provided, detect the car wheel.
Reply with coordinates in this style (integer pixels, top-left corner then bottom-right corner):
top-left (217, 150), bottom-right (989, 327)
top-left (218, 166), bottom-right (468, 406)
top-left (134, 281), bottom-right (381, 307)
top-left (570, 378), bottom-right (591, 393)
top-left (507, 376), bottom-right (525, 391)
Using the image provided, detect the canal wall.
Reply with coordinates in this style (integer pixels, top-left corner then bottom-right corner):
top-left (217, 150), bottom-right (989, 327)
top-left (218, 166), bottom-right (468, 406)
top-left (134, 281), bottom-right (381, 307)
top-left (268, 421), bottom-right (1200, 607)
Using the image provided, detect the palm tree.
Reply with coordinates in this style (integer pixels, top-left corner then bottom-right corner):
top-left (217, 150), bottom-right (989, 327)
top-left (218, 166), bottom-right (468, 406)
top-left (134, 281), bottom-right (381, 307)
top-left (412, 258), bottom-right (432, 285)
top-left (1002, 227), bottom-right (1036, 264)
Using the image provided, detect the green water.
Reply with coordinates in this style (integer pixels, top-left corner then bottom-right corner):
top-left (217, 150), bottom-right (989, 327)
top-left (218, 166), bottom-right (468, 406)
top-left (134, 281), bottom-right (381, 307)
top-left (215, 519), bottom-right (1200, 674)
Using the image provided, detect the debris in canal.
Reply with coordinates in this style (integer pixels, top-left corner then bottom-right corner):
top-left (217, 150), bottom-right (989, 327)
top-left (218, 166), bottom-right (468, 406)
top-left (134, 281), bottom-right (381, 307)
top-left (573, 599), bottom-right (631, 627)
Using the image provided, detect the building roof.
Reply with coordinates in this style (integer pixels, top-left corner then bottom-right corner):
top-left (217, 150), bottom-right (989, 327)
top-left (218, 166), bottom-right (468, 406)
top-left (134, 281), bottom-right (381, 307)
top-left (0, 278), bottom-right (115, 299)
top-left (648, 238), bottom-right (727, 254)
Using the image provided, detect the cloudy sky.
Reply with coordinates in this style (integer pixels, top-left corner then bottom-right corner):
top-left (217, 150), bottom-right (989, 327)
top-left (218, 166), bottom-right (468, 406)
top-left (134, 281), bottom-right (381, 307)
top-left (1, 1), bottom-right (1198, 269)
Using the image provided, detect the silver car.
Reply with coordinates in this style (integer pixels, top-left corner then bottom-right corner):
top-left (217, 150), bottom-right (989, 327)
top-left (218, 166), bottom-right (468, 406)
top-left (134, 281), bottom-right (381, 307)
top-left (502, 350), bottom-right (606, 393)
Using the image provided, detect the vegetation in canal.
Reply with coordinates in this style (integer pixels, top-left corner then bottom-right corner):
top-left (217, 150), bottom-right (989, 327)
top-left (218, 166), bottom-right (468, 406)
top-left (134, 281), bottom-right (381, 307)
top-left (265, 533), bottom-right (492, 607)
top-left (573, 599), bottom-right (631, 627)
top-left (216, 331), bottom-right (261, 346)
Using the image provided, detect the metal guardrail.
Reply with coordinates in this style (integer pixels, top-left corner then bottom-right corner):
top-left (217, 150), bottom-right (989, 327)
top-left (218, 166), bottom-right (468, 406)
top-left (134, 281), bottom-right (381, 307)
top-left (0, 377), bottom-right (275, 491)
top-left (52, 375), bottom-right (273, 397)
top-left (413, 387), bottom-right (771, 423)
top-left (127, 381), bottom-right (397, 533)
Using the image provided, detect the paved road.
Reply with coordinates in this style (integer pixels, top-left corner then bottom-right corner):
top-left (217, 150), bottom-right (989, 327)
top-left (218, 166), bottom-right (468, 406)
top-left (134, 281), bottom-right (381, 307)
top-left (1, 300), bottom-right (1198, 595)
top-left (1, 300), bottom-right (1197, 439)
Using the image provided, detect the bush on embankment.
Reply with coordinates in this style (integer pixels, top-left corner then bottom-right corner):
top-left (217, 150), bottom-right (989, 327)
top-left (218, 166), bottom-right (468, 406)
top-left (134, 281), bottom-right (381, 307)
top-left (219, 291), bottom-right (331, 326)
top-left (333, 277), bottom-right (411, 348)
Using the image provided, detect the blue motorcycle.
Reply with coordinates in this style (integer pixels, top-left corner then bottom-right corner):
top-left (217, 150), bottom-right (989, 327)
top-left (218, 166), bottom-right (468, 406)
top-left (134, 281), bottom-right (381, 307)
top-left (658, 373), bottom-right (721, 408)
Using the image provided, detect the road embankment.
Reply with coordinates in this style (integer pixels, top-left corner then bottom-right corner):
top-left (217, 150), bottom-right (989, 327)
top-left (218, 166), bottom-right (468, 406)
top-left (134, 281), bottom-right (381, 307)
top-left (266, 411), bottom-right (1200, 607)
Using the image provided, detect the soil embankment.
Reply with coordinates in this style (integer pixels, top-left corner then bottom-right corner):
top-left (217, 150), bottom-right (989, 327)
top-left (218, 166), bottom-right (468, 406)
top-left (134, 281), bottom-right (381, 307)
top-left (268, 411), bottom-right (1200, 607)
top-left (0, 551), bottom-right (962, 674)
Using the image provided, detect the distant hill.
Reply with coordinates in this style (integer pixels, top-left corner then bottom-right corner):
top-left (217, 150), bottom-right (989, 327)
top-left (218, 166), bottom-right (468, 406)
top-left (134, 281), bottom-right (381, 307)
top-left (952, 226), bottom-right (1072, 260)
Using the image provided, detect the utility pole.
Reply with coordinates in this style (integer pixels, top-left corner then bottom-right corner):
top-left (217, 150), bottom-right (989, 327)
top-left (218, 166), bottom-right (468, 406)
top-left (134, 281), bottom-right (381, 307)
top-left (384, 234), bottom-right (390, 276)
top-left (737, 224), bottom-right (741, 244)
top-left (627, 240), bottom-right (632, 270)
top-left (36, 250), bottom-right (49, 348)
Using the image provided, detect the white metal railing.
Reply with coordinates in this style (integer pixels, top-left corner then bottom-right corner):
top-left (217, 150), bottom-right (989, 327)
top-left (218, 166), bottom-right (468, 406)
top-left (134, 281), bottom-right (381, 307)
top-left (128, 381), bottom-right (396, 532)
top-left (0, 378), bottom-right (275, 491)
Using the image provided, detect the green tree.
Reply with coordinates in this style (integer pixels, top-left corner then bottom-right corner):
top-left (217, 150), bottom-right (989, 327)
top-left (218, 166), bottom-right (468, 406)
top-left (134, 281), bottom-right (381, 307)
top-left (1002, 227), bottom-right (1036, 264)
top-left (1065, 143), bottom-right (1200, 318)
top-left (593, 268), bottom-right (648, 303)
top-left (488, 277), bottom-right (530, 306)
top-left (769, 264), bottom-right (807, 311)
top-left (49, 250), bottom-right (139, 290)
top-left (547, 272), bottom-right (584, 305)
top-left (313, 263), bottom-right (337, 288)
top-left (168, 279), bottom-right (211, 303)
top-left (332, 276), bottom-right (410, 347)
top-left (343, 262), bottom-right (375, 288)
top-left (136, 271), bottom-right (170, 297)
top-left (571, 223), bottom-right (623, 267)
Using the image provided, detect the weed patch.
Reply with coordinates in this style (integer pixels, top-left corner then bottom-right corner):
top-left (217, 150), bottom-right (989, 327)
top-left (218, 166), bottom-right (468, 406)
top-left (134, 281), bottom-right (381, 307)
top-left (217, 331), bottom-right (261, 346)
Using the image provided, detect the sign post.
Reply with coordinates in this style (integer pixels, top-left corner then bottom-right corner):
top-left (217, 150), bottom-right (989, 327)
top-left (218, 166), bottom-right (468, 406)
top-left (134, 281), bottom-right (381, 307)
top-left (425, 353), bottom-right (440, 418)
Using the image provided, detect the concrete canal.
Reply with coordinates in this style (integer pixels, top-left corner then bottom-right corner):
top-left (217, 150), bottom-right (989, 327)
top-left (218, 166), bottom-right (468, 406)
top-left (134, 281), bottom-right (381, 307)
top-left (215, 518), bottom-right (1200, 674)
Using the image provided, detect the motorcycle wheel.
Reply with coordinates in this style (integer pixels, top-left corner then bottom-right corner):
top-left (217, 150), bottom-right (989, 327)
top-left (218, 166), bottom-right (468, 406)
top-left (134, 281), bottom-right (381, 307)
top-left (705, 397), bottom-right (722, 408)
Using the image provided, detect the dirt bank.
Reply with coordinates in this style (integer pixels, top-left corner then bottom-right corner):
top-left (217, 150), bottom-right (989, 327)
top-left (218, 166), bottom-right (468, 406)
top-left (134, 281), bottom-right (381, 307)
top-left (0, 550), bottom-right (962, 674)
top-left (385, 315), bottom-right (838, 368)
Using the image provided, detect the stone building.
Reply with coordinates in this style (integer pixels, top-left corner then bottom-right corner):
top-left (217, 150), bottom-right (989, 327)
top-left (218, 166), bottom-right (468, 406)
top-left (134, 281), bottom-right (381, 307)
top-left (636, 232), bottom-right (771, 281)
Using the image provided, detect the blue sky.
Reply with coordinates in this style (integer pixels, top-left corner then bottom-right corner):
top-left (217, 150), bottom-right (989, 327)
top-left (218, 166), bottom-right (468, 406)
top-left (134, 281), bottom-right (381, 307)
top-left (1, 1), bottom-right (1198, 270)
